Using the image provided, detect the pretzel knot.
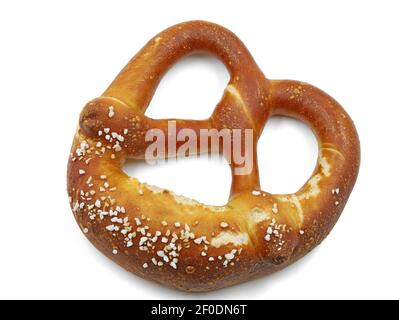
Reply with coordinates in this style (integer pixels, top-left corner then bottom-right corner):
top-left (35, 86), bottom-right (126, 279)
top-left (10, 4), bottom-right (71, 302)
top-left (67, 21), bottom-right (360, 292)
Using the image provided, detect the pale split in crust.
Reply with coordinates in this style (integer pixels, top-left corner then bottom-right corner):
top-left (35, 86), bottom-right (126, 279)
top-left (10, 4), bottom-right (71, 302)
top-left (67, 21), bottom-right (360, 292)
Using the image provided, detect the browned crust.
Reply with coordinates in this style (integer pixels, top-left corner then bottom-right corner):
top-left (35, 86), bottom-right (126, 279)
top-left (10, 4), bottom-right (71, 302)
top-left (67, 20), bottom-right (360, 292)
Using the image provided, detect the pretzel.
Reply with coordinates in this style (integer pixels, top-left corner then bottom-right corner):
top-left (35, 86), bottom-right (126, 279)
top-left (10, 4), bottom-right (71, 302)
top-left (67, 21), bottom-right (360, 292)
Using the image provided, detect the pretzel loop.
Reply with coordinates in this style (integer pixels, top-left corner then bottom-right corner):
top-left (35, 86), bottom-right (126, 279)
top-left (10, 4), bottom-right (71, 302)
top-left (80, 21), bottom-right (270, 194)
top-left (103, 21), bottom-right (270, 124)
top-left (68, 21), bottom-right (360, 292)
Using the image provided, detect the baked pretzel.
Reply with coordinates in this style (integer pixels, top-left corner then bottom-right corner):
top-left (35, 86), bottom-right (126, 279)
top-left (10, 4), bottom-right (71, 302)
top-left (67, 21), bottom-right (360, 292)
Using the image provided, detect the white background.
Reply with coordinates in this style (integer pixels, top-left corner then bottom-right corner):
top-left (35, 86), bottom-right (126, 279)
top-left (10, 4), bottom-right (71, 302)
top-left (0, 0), bottom-right (398, 300)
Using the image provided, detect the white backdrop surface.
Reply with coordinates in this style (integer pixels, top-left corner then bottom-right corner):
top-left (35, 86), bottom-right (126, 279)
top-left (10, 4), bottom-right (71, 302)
top-left (0, 0), bottom-right (398, 299)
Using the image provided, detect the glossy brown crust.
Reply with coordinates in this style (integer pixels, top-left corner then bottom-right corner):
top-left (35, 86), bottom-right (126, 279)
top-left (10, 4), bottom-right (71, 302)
top-left (67, 21), bottom-right (360, 292)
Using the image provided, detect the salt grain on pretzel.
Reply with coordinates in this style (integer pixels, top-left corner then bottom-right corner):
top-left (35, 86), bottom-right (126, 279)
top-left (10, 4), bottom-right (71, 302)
top-left (67, 21), bottom-right (360, 292)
